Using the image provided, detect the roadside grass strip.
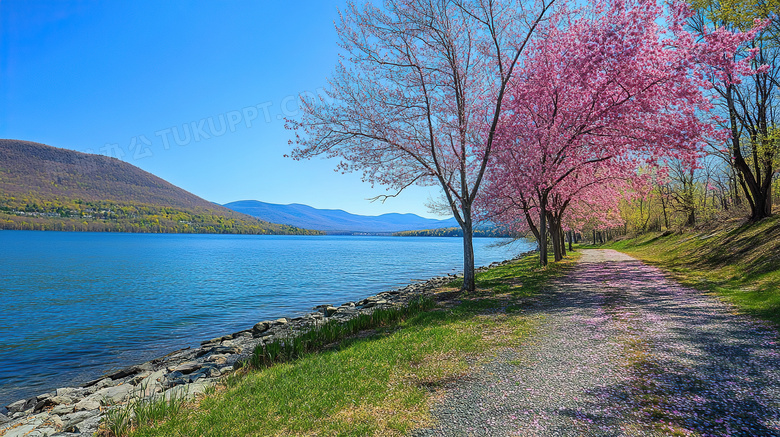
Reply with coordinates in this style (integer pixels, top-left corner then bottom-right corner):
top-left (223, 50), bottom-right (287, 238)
top-left (601, 215), bottom-right (780, 327)
top-left (120, 253), bottom-right (574, 437)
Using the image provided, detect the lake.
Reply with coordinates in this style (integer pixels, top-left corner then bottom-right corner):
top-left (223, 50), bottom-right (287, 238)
top-left (0, 231), bottom-right (532, 407)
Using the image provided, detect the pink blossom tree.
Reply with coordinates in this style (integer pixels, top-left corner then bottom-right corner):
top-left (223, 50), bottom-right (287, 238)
top-left (288, 0), bottom-right (558, 291)
top-left (482, 0), bottom-right (756, 265)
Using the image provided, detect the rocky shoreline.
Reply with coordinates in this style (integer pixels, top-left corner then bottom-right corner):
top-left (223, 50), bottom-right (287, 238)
top-left (0, 257), bottom-right (523, 437)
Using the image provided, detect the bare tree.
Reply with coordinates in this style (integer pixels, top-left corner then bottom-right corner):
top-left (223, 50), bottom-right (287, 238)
top-left (288, 0), bottom-right (556, 291)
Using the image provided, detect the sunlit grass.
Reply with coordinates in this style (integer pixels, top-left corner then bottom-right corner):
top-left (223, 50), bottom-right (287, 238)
top-left (602, 215), bottom-right (780, 327)
top-left (125, 252), bottom-right (577, 437)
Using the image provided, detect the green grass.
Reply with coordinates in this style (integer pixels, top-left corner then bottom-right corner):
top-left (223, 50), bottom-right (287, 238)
top-left (124, 252), bottom-right (578, 437)
top-left (601, 215), bottom-right (780, 327)
top-left (450, 252), bottom-right (581, 297)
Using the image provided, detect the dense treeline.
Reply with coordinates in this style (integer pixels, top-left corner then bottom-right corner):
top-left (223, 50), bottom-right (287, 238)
top-left (0, 140), bottom-right (322, 235)
top-left (393, 227), bottom-right (515, 238)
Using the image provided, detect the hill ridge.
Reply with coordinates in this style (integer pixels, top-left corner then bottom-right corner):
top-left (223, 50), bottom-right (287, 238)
top-left (0, 139), bottom-right (319, 235)
top-left (224, 199), bottom-right (459, 233)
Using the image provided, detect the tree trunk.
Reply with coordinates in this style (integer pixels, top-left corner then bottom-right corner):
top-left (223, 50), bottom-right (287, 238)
top-left (567, 230), bottom-right (573, 252)
top-left (726, 85), bottom-right (772, 221)
top-left (539, 204), bottom-right (548, 267)
top-left (547, 212), bottom-right (562, 262)
top-left (461, 214), bottom-right (476, 292)
top-left (537, 192), bottom-right (549, 266)
top-left (559, 224), bottom-right (566, 258)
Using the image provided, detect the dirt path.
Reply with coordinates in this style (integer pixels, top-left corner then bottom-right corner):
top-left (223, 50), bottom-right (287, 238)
top-left (413, 249), bottom-right (780, 436)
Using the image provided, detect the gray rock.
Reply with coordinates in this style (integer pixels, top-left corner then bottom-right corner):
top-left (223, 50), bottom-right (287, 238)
top-left (129, 370), bottom-right (152, 385)
top-left (273, 318), bottom-right (288, 325)
top-left (6, 398), bottom-right (35, 414)
top-left (35, 427), bottom-right (58, 437)
top-left (132, 369), bottom-right (166, 397)
top-left (201, 337), bottom-right (222, 346)
top-left (35, 392), bottom-right (55, 402)
top-left (47, 414), bottom-right (63, 429)
top-left (1, 413), bottom-right (52, 437)
top-left (93, 378), bottom-right (113, 390)
top-left (323, 306), bottom-right (339, 317)
top-left (93, 383), bottom-right (132, 405)
top-left (207, 345), bottom-right (240, 355)
top-left (0, 412), bottom-right (9, 424)
top-left (71, 414), bottom-right (100, 434)
top-left (2, 422), bottom-right (38, 437)
top-left (54, 388), bottom-right (79, 398)
top-left (252, 321), bottom-right (270, 335)
top-left (188, 365), bottom-right (220, 382)
top-left (205, 353), bottom-right (229, 365)
top-left (50, 404), bottom-right (74, 415)
top-left (62, 410), bottom-right (97, 431)
top-left (233, 331), bottom-right (252, 339)
top-left (33, 394), bottom-right (73, 413)
top-left (165, 371), bottom-right (189, 388)
top-left (73, 396), bottom-right (100, 412)
top-left (171, 361), bottom-right (201, 374)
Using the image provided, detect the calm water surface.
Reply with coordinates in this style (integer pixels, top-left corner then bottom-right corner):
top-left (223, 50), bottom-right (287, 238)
top-left (0, 231), bottom-right (531, 406)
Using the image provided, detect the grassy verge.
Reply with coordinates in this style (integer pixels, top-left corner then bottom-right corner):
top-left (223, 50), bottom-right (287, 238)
top-left (600, 215), bottom-right (780, 327)
top-left (123, 252), bottom-right (577, 437)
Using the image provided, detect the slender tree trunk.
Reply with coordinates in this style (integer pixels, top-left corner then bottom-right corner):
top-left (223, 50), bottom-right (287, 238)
top-left (539, 196), bottom-right (548, 266)
top-left (461, 211), bottom-right (476, 291)
top-left (593, 229), bottom-right (596, 245)
top-left (559, 224), bottom-right (566, 258)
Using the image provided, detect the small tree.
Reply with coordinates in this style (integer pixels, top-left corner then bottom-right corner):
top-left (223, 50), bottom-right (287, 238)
top-left (289, 0), bottom-right (556, 291)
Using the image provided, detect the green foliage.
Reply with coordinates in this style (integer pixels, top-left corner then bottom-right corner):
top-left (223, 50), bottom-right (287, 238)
top-left (689, 0), bottom-right (780, 30)
top-left (604, 215), bottom-right (780, 326)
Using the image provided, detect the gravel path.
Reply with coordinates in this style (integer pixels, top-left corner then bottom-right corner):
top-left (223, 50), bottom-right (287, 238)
top-left (412, 249), bottom-right (780, 436)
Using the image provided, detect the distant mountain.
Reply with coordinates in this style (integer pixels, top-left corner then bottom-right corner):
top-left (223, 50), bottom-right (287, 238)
top-left (0, 139), bottom-right (320, 235)
top-left (224, 200), bottom-right (460, 233)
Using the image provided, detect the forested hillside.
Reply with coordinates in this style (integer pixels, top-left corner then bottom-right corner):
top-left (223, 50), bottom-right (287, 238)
top-left (0, 140), bottom-right (320, 234)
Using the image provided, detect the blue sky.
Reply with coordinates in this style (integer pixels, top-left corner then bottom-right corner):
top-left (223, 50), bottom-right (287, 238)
top-left (0, 1), bottom-right (444, 218)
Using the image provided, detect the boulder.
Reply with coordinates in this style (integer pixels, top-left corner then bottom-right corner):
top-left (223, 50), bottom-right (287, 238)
top-left (323, 306), bottom-right (339, 317)
top-left (1, 421), bottom-right (39, 437)
top-left (33, 395), bottom-right (73, 413)
top-left (165, 371), bottom-right (189, 388)
top-left (93, 383), bottom-right (132, 405)
top-left (205, 354), bottom-right (228, 365)
top-left (129, 370), bottom-right (152, 385)
top-left (54, 388), bottom-right (79, 398)
top-left (6, 398), bottom-right (36, 414)
top-left (50, 404), bottom-right (74, 415)
top-left (132, 369), bottom-right (166, 397)
top-left (62, 410), bottom-right (98, 431)
top-left (73, 396), bottom-right (100, 412)
top-left (171, 361), bottom-right (201, 374)
top-left (252, 321), bottom-right (270, 335)
top-left (71, 414), bottom-right (101, 434)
